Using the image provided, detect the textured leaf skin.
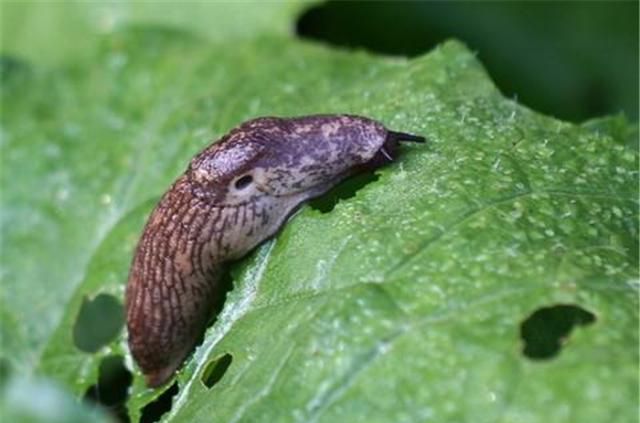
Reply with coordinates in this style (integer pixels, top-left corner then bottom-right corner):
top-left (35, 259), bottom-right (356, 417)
top-left (1, 4), bottom-right (637, 423)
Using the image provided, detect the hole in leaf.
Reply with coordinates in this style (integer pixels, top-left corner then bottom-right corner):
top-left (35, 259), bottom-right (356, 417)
top-left (201, 353), bottom-right (233, 389)
top-left (73, 293), bottom-right (124, 353)
top-left (84, 355), bottom-right (133, 423)
top-left (520, 304), bottom-right (596, 360)
top-left (140, 381), bottom-right (179, 423)
top-left (308, 172), bottom-right (379, 213)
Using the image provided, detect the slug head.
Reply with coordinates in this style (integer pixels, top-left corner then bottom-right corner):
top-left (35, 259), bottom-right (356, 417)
top-left (187, 115), bottom-right (424, 206)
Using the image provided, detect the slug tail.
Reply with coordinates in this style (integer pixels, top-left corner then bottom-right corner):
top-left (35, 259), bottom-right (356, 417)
top-left (145, 364), bottom-right (179, 388)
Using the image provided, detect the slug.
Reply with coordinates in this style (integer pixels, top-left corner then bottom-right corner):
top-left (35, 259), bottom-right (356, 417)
top-left (125, 114), bottom-right (425, 387)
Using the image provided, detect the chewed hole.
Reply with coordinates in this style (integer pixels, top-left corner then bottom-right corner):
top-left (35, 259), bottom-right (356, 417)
top-left (234, 174), bottom-right (253, 190)
top-left (201, 353), bottom-right (233, 389)
top-left (84, 355), bottom-right (133, 423)
top-left (73, 293), bottom-right (124, 353)
top-left (140, 382), bottom-right (179, 423)
top-left (520, 304), bottom-right (596, 360)
top-left (308, 172), bottom-right (379, 213)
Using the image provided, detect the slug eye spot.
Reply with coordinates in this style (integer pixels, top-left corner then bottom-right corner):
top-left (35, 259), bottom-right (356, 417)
top-left (234, 174), bottom-right (253, 190)
top-left (520, 304), bottom-right (596, 360)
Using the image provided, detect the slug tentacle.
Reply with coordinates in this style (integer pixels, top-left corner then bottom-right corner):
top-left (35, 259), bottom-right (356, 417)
top-left (125, 114), bottom-right (425, 387)
top-left (387, 130), bottom-right (426, 144)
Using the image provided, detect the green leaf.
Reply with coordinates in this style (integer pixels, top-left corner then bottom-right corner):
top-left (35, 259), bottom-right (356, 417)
top-left (2, 4), bottom-right (637, 423)
top-left (0, 1), bottom-right (303, 65)
top-left (0, 376), bottom-right (111, 423)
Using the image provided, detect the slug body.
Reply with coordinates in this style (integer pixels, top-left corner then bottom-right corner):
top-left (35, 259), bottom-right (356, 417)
top-left (125, 115), bottom-right (424, 387)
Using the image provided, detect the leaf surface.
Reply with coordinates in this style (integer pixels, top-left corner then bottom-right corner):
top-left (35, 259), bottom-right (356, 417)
top-left (1, 3), bottom-right (637, 423)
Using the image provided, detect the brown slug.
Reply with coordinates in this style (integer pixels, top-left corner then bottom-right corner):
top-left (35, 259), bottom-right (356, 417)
top-left (125, 114), bottom-right (425, 387)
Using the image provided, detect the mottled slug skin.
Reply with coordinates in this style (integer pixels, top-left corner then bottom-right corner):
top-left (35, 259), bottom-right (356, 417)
top-left (125, 115), bottom-right (424, 387)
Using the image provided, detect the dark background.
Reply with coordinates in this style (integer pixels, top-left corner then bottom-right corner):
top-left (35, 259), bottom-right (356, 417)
top-left (297, 1), bottom-right (639, 123)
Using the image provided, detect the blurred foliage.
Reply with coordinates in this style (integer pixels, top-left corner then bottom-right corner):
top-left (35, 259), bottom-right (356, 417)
top-left (298, 1), bottom-right (639, 122)
top-left (0, 377), bottom-right (110, 423)
top-left (1, 1), bottom-right (638, 423)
